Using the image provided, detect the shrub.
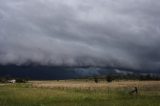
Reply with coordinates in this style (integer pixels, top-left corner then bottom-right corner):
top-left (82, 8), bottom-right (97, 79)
top-left (94, 77), bottom-right (98, 83)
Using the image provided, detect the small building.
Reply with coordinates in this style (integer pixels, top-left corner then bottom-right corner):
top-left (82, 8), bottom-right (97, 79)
top-left (8, 79), bottom-right (16, 83)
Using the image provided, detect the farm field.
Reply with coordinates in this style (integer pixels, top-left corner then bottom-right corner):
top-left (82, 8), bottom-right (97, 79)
top-left (0, 80), bottom-right (160, 106)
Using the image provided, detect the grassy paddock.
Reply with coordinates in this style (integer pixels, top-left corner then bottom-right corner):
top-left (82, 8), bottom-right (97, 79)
top-left (0, 80), bottom-right (160, 106)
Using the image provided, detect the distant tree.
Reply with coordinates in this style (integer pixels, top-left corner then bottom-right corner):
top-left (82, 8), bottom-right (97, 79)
top-left (145, 74), bottom-right (152, 80)
top-left (94, 77), bottom-right (98, 83)
top-left (0, 77), bottom-right (7, 83)
top-left (16, 78), bottom-right (27, 83)
top-left (0, 75), bottom-right (14, 83)
top-left (139, 74), bottom-right (153, 81)
top-left (105, 75), bottom-right (113, 83)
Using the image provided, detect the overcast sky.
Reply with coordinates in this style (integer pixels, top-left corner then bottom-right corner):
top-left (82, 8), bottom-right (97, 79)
top-left (0, 0), bottom-right (160, 71)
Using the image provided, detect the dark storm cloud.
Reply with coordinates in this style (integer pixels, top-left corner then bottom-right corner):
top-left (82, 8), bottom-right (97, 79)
top-left (0, 0), bottom-right (160, 71)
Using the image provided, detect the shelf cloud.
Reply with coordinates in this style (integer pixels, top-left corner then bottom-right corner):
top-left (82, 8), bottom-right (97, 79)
top-left (0, 0), bottom-right (160, 71)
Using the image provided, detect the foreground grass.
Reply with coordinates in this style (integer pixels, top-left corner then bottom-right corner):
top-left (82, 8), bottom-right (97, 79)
top-left (0, 81), bottom-right (160, 106)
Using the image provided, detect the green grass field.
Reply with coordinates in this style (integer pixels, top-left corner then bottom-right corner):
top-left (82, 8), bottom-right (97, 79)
top-left (0, 80), bottom-right (160, 106)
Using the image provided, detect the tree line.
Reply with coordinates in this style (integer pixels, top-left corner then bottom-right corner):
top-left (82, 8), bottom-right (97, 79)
top-left (91, 73), bottom-right (160, 83)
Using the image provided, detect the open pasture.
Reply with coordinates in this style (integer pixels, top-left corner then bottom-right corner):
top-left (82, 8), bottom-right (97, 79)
top-left (0, 80), bottom-right (160, 106)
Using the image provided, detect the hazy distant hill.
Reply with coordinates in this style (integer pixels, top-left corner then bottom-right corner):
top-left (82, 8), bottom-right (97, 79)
top-left (0, 65), bottom-right (159, 80)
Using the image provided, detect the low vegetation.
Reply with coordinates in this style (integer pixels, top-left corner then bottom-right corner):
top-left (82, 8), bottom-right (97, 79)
top-left (0, 80), bottom-right (160, 106)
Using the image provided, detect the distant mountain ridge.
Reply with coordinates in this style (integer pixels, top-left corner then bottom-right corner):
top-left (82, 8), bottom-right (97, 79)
top-left (0, 65), bottom-right (159, 80)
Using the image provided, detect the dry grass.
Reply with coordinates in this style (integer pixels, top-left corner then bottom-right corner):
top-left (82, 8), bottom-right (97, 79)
top-left (0, 80), bottom-right (160, 106)
top-left (31, 80), bottom-right (160, 90)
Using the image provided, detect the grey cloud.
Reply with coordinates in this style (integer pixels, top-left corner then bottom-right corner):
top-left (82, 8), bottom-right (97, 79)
top-left (0, 0), bottom-right (160, 71)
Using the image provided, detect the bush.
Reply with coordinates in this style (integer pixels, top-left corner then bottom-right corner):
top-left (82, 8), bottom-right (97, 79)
top-left (94, 77), bottom-right (98, 83)
top-left (0, 77), bottom-right (8, 83)
top-left (16, 78), bottom-right (27, 83)
top-left (105, 75), bottom-right (113, 83)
